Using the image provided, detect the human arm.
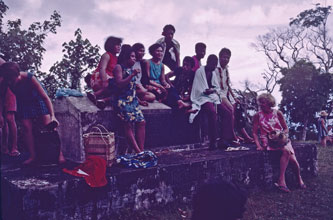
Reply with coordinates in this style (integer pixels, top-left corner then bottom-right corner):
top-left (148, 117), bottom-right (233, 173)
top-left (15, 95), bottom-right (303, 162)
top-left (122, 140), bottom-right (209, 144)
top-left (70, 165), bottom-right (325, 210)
top-left (277, 110), bottom-right (289, 135)
top-left (252, 113), bottom-right (264, 150)
top-left (114, 64), bottom-right (138, 88)
top-left (165, 70), bottom-right (175, 87)
top-left (173, 40), bottom-right (180, 67)
top-left (98, 53), bottom-right (111, 87)
top-left (159, 65), bottom-right (171, 88)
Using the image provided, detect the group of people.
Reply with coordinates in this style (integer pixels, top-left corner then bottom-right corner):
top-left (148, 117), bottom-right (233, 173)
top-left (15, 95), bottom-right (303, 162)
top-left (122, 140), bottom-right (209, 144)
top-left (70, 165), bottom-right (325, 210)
top-left (0, 57), bottom-right (65, 164)
top-left (0, 24), bottom-right (313, 193)
top-left (85, 24), bottom-right (255, 156)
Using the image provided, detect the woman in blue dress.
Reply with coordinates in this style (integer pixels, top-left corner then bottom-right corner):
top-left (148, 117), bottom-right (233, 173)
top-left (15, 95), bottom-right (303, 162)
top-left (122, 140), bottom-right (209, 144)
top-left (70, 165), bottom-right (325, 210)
top-left (113, 46), bottom-right (145, 153)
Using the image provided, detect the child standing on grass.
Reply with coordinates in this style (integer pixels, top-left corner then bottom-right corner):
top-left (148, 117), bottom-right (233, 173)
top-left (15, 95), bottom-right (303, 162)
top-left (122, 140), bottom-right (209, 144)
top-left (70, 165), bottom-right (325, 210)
top-left (317, 110), bottom-right (329, 147)
top-left (0, 62), bottom-right (65, 165)
top-left (252, 93), bottom-right (306, 193)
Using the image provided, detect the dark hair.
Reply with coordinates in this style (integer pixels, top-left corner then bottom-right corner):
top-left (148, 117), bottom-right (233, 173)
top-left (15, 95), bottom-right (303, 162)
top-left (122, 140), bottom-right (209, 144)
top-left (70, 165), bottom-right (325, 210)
top-left (195, 42), bottom-right (206, 51)
top-left (132, 43), bottom-right (145, 52)
top-left (148, 43), bottom-right (163, 56)
top-left (206, 54), bottom-right (218, 66)
top-left (104, 36), bottom-right (122, 52)
top-left (219, 48), bottom-right (232, 57)
top-left (117, 44), bottom-right (134, 64)
top-left (163, 24), bottom-right (176, 33)
top-left (183, 56), bottom-right (195, 68)
top-left (0, 62), bottom-right (20, 79)
top-left (192, 181), bottom-right (247, 220)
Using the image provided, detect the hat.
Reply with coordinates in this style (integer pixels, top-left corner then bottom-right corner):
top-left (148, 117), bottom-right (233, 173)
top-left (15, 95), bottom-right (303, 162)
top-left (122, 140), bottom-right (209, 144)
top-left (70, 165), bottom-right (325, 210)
top-left (320, 110), bottom-right (328, 117)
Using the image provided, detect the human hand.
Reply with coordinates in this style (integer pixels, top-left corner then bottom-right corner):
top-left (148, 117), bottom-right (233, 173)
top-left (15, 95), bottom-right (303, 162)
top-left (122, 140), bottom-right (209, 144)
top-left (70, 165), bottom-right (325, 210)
top-left (50, 116), bottom-right (59, 127)
top-left (132, 69), bottom-right (140, 77)
top-left (204, 88), bottom-right (215, 95)
top-left (256, 146), bottom-right (264, 151)
top-left (164, 83), bottom-right (171, 89)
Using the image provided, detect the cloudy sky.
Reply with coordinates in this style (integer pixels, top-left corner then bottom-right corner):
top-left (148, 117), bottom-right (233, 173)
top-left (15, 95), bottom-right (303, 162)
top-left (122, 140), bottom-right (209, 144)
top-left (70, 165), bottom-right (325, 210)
top-left (3, 0), bottom-right (333, 98)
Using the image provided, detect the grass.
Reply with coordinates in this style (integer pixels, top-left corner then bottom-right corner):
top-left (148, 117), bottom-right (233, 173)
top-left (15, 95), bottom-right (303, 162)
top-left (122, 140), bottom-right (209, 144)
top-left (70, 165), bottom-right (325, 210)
top-left (243, 145), bottom-right (333, 220)
top-left (114, 146), bottom-right (333, 220)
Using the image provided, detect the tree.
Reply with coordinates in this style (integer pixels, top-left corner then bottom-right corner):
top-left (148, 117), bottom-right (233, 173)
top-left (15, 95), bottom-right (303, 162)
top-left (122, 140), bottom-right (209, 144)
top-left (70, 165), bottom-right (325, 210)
top-left (290, 4), bottom-right (333, 74)
top-left (279, 60), bottom-right (333, 140)
top-left (0, 0), bottom-right (61, 71)
top-left (48, 28), bottom-right (100, 95)
top-left (252, 4), bottom-right (332, 92)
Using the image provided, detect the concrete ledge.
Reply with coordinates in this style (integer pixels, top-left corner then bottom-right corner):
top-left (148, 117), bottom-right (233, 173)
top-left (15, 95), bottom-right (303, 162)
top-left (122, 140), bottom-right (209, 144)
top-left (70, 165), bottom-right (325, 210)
top-left (54, 96), bottom-right (202, 163)
top-left (1, 142), bottom-right (317, 220)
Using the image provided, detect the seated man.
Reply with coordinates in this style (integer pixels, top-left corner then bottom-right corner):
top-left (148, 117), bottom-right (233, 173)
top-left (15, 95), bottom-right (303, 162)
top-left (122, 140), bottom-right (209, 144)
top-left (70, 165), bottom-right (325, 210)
top-left (189, 55), bottom-right (222, 149)
top-left (156, 24), bottom-right (180, 71)
top-left (166, 56), bottom-right (195, 101)
top-left (192, 42), bottom-right (206, 72)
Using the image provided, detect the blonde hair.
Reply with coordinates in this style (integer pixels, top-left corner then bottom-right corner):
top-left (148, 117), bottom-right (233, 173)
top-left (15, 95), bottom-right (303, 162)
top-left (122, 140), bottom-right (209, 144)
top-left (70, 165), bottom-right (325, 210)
top-left (257, 93), bottom-right (276, 107)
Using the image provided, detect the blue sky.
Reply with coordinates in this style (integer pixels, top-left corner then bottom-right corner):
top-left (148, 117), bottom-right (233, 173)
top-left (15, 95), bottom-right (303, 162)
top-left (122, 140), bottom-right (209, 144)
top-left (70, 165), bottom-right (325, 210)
top-left (3, 0), bottom-right (333, 98)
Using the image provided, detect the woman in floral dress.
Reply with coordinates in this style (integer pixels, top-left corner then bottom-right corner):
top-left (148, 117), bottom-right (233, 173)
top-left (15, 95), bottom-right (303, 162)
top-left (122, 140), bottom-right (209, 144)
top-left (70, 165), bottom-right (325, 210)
top-left (113, 45), bottom-right (145, 153)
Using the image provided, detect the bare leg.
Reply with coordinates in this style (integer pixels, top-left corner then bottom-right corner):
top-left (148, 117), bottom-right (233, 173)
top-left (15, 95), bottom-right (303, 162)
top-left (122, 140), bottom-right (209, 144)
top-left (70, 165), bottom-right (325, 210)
top-left (135, 121), bottom-right (146, 152)
top-left (320, 136), bottom-right (327, 147)
top-left (241, 128), bottom-right (253, 142)
top-left (1, 122), bottom-right (9, 154)
top-left (277, 149), bottom-right (291, 187)
top-left (22, 119), bottom-right (35, 164)
top-left (124, 122), bottom-right (141, 153)
top-left (6, 112), bottom-right (19, 155)
top-left (220, 98), bottom-right (237, 141)
top-left (289, 154), bottom-right (305, 186)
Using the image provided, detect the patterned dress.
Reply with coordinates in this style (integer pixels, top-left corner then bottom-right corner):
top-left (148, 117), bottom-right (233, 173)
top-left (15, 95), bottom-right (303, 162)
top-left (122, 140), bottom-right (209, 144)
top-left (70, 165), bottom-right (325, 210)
top-left (115, 66), bottom-right (145, 123)
top-left (258, 109), bottom-right (294, 153)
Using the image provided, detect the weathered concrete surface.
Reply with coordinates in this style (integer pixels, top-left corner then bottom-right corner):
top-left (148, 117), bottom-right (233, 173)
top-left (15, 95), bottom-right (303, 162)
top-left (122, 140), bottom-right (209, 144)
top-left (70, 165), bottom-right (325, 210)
top-left (54, 96), bottom-right (202, 163)
top-left (1, 142), bottom-right (317, 220)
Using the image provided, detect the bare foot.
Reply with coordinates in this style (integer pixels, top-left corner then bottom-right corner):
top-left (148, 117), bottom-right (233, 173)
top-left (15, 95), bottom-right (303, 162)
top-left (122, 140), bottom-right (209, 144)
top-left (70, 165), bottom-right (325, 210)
top-left (178, 100), bottom-right (191, 109)
top-left (58, 153), bottom-right (66, 164)
top-left (23, 158), bottom-right (36, 165)
top-left (86, 92), bottom-right (96, 104)
top-left (96, 100), bottom-right (106, 110)
top-left (186, 108), bottom-right (198, 114)
top-left (9, 149), bottom-right (21, 157)
top-left (139, 100), bottom-right (148, 106)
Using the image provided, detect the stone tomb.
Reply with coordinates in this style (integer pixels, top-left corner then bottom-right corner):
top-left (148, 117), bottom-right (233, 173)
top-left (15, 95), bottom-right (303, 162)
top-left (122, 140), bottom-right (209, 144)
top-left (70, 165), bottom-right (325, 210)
top-left (53, 96), bottom-right (202, 163)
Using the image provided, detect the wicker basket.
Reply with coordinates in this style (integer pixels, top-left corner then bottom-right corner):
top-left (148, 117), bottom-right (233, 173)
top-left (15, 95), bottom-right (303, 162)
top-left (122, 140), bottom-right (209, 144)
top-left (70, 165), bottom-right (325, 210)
top-left (83, 125), bottom-right (115, 167)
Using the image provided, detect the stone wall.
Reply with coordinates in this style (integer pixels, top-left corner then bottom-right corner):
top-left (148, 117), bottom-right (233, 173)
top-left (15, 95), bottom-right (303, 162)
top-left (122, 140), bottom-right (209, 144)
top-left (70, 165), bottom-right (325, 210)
top-left (1, 143), bottom-right (317, 220)
top-left (54, 96), bottom-right (202, 163)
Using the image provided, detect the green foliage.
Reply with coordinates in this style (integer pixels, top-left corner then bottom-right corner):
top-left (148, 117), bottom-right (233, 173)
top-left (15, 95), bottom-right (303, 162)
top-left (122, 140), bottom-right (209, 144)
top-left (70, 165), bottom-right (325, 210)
top-left (0, 0), bottom-right (61, 71)
top-left (279, 60), bottom-right (333, 135)
top-left (48, 28), bottom-right (100, 95)
top-left (290, 4), bottom-right (332, 28)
